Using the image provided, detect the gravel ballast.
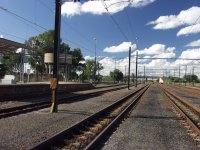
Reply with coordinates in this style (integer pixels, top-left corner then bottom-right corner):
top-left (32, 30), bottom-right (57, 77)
top-left (102, 84), bottom-right (199, 150)
top-left (0, 85), bottom-right (140, 150)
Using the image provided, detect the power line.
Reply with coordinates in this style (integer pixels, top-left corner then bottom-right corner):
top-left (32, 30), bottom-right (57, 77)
top-left (0, 30), bottom-right (26, 41)
top-left (38, 0), bottom-right (94, 52)
top-left (0, 3), bottom-right (92, 54)
top-left (107, 1), bottom-right (130, 8)
top-left (62, 37), bottom-right (92, 53)
top-left (38, 0), bottom-right (93, 47)
top-left (124, 6), bottom-right (136, 41)
top-left (101, 0), bottom-right (129, 42)
top-left (0, 6), bottom-right (48, 32)
top-left (187, 15), bottom-right (200, 34)
top-left (138, 57), bottom-right (200, 60)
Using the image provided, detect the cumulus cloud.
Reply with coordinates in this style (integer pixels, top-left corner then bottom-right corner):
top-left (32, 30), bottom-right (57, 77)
top-left (99, 57), bottom-right (116, 76)
top-left (177, 24), bottom-right (200, 36)
top-left (137, 44), bottom-right (175, 56)
top-left (62, 0), bottom-right (155, 17)
top-left (104, 42), bottom-right (136, 53)
top-left (174, 48), bottom-right (200, 66)
top-left (178, 48), bottom-right (200, 59)
top-left (84, 55), bottom-right (94, 60)
top-left (147, 6), bottom-right (200, 36)
top-left (89, 46), bottom-right (200, 77)
top-left (186, 39), bottom-right (200, 47)
top-left (99, 56), bottom-right (136, 76)
top-left (0, 34), bottom-right (3, 38)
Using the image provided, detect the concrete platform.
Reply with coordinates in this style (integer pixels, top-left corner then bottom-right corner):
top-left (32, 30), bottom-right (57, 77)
top-left (0, 82), bottom-right (94, 99)
top-left (102, 85), bottom-right (199, 150)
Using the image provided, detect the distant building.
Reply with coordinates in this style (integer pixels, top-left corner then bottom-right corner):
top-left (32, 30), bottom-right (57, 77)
top-left (159, 78), bottom-right (164, 84)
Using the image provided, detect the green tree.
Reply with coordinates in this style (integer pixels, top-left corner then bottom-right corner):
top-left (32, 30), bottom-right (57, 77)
top-left (1, 52), bottom-right (21, 74)
top-left (183, 74), bottom-right (198, 83)
top-left (0, 64), bottom-right (7, 78)
top-left (25, 30), bottom-right (70, 80)
top-left (110, 69), bottom-right (123, 82)
top-left (79, 59), bottom-right (103, 82)
top-left (68, 48), bottom-right (84, 80)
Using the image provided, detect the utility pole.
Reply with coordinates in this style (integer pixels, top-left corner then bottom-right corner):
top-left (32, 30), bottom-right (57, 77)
top-left (174, 69), bottom-right (176, 85)
top-left (143, 65), bottom-right (145, 84)
top-left (179, 64), bottom-right (180, 85)
top-left (93, 38), bottom-right (97, 84)
top-left (135, 51), bottom-right (138, 87)
top-left (185, 65), bottom-right (187, 86)
top-left (192, 66), bottom-right (195, 86)
top-left (128, 46), bottom-right (131, 89)
top-left (64, 48), bottom-right (67, 82)
top-left (125, 66), bottom-right (126, 78)
top-left (50, 0), bottom-right (61, 113)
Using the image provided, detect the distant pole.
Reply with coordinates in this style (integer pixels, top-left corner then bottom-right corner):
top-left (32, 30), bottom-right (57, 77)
top-left (174, 69), bottom-right (176, 85)
top-left (185, 65), bottom-right (187, 86)
top-left (135, 51), bottom-right (138, 87)
top-left (93, 38), bottom-right (97, 84)
top-left (50, 0), bottom-right (61, 113)
top-left (143, 65), bottom-right (145, 84)
top-left (64, 48), bottom-right (67, 82)
top-left (192, 66), bottom-right (194, 86)
top-left (114, 58), bottom-right (116, 70)
top-left (179, 64), bottom-right (180, 85)
top-left (125, 66), bottom-right (126, 76)
top-left (128, 46), bottom-right (131, 89)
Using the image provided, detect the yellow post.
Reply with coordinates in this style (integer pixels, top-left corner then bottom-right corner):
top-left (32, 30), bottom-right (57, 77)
top-left (50, 78), bottom-right (58, 112)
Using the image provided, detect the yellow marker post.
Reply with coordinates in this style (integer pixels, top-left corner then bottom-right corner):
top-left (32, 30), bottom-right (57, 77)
top-left (50, 78), bottom-right (58, 113)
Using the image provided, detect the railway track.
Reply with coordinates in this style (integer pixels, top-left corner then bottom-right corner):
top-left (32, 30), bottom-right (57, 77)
top-left (29, 84), bottom-right (149, 150)
top-left (166, 84), bottom-right (200, 98)
top-left (159, 84), bottom-right (200, 143)
top-left (0, 84), bottom-right (131, 119)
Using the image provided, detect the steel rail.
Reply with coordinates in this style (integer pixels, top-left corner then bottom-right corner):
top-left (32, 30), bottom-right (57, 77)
top-left (159, 84), bottom-right (200, 137)
top-left (166, 84), bottom-right (200, 97)
top-left (0, 84), bottom-right (132, 119)
top-left (29, 84), bottom-right (149, 150)
top-left (162, 85), bottom-right (200, 115)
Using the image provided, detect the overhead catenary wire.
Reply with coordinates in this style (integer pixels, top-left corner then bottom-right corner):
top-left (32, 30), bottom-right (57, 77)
top-left (0, 6), bottom-right (47, 32)
top-left (0, 3), bottom-right (92, 53)
top-left (187, 15), bottom-right (200, 34)
top-left (101, 0), bottom-right (129, 42)
top-left (38, 0), bottom-right (94, 53)
top-left (0, 30), bottom-right (26, 41)
top-left (123, 6), bottom-right (136, 41)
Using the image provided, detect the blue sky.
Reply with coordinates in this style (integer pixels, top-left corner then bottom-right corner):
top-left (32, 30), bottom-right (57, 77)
top-left (0, 0), bottom-right (200, 76)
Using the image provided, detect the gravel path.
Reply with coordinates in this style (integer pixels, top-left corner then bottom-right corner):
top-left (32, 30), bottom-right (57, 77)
top-left (102, 84), bottom-right (198, 150)
top-left (0, 85), bottom-right (140, 150)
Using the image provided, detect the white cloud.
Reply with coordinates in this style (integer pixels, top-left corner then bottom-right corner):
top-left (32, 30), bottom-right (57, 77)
top-left (178, 48), bottom-right (200, 59)
top-left (0, 34), bottom-right (3, 38)
top-left (173, 48), bottom-right (200, 66)
top-left (99, 57), bottom-right (115, 76)
top-left (177, 24), bottom-right (200, 36)
top-left (84, 55), bottom-right (94, 60)
top-left (61, 2), bottom-right (81, 17)
top-left (137, 44), bottom-right (175, 55)
top-left (147, 6), bottom-right (200, 36)
top-left (104, 42), bottom-right (136, 53)
top-left (62, 0), bottom-right (155, 17)
top-left (148, 6), bottom-right (200, 30)
top-left (89, 47), bottom-right (200, 77)
top-left (186, 39), bottom-right (200, 47)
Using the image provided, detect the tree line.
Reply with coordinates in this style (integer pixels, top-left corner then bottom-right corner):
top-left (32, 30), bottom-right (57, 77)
top-left (0, 30), bottom-right (125, 83)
